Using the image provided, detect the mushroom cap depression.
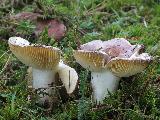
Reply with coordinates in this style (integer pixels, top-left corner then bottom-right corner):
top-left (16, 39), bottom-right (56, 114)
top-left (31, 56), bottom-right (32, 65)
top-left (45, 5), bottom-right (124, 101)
top-left (8, 37), bottom-right (61, 70)
top-left (74, 38), bottom-right (152, 76)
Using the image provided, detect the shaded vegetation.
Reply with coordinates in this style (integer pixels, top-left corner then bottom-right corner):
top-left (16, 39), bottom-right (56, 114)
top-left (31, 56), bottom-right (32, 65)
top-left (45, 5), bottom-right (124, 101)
top-left (0, 0), bottom-right (160, 119)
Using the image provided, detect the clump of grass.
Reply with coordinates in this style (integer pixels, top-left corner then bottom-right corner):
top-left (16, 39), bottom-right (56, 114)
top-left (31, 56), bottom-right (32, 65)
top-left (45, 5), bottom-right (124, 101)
top-left (78, 70), bottom-right (90, 120)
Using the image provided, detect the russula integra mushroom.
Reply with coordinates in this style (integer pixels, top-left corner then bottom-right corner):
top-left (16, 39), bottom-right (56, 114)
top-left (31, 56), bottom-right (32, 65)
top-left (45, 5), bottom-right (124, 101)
top-left (74, 38), bottom-right (152, 103)
top-left (35, 19), bottom-right (66, 41)
top-left (11, 12), bottom-right (66, 41)
top-left (8, 37), bottom-right (78, 104)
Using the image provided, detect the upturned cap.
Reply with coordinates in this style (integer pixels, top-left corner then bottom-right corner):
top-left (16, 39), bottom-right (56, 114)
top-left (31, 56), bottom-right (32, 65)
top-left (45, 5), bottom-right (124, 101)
top-left (74, 38), bottom-right (153, 77)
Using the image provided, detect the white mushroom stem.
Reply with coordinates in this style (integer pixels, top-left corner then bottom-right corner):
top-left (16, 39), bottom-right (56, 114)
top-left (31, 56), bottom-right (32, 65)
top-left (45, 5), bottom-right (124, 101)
top-left (91, 71), bottom-right (120, 103)
top-left (32, 68), bottom-right (56, 103)
top-left (28, 61), bottom-right (78, 104)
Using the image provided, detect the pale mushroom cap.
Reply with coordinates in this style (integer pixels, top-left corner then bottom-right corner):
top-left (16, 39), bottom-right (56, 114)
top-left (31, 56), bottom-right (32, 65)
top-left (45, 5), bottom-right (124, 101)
top-left (80, 38), bottom-right (138, 58)
top-left (73, 50), bottom-right (110, 71)
top-left (8, 37), bottom-right (61, 70)
top-left (80, 40), bottom-right (103, 51)
top-left (102, 38), bottom-right (137, 58)
top-left (107, 53), bottom-right (152, 77)
top-left (9, 37), bottom-right (30, 46)
top-left (103, 38), bottom-right (133, 48)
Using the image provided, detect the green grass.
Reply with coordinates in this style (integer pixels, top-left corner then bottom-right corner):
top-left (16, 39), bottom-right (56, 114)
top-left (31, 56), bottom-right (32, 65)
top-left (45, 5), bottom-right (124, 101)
top-left (0, 0), bottom-right (160, 119)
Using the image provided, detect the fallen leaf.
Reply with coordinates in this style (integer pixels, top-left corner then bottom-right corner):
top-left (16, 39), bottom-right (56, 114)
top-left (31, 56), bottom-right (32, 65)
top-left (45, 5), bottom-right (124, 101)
top-left (10, 12), bottom-right (41, 21)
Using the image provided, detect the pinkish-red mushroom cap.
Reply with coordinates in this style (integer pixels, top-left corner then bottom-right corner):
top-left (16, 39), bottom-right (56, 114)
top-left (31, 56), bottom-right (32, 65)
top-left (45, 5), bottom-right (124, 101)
top-left (80, 40), bottom-right (103, 51)
top-left (35, 19), bottom-right (66, 41)
top-left (80, 38), bottom-right (140, 59)
top-left (102, 38), bottom-right (137, 58)
top-left (75, 38), bottom-right (152, 76)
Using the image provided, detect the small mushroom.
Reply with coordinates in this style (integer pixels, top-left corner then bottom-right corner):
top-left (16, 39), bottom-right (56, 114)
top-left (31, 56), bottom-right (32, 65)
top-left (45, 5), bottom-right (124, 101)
top-left (8, 37), bottom-right (78, 105)
top-left (35, 19), bottom-right (66, 41)
top-left (10, 12), bottom-right (66, 41)
top-left (74, 38), bottom-right (152, 103)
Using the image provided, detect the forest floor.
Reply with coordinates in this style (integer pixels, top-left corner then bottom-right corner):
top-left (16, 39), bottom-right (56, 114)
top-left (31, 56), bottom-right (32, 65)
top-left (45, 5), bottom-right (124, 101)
top-left (0, 0), bottom-right (160, 120)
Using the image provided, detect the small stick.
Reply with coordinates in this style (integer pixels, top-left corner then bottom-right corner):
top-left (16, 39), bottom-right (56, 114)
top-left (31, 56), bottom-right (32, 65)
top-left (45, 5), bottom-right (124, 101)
top-left (0, 55), bottom-right (11, 75)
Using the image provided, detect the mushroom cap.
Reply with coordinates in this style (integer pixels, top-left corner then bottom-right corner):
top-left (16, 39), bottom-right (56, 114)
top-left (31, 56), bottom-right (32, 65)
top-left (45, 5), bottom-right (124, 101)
top-left (102, 38), bottom-right (137, 58)
top-left (75, 38), bottom-right (137, 72)
top-left (74, 38), bottom-right (152, 76)
top-left (107, 53), bottom-right (152, 77)
top-left (80, 40), bottom-right (103, 51)
top-left (35, 19), bottom-right (66, 41)
top-left (80, 38), bottom-right (137, 58)
top-left (8, 37), bottom-right (61, 70)
top-left (73, 50), bottom-right (110, 71)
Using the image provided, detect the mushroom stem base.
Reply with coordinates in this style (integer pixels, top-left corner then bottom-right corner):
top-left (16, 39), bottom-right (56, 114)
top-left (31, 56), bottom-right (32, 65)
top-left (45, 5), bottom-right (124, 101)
top-left (32, 68), bottom-right (56, 104)
top-left (91, 71), bottom-right (120, 103)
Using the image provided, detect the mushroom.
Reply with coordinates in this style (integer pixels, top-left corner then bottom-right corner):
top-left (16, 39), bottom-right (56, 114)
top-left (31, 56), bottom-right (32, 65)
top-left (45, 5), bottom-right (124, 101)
top-left (8, 37), bottom-right (78, 104)
top-left (35, 19), bottom-right (67, 41)
top-left (74, 38), bottom-right (152, 103)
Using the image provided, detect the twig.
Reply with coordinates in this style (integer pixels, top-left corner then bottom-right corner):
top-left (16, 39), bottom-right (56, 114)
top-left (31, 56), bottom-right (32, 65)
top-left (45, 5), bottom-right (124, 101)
top-left (77, 28), bottom-right (86, 35)
top-left (74, 29), bottom-right (81, 49)
top-left (143, 17), bottom-right (147, 28)
top-left (0, 55), bottom-right (11, 75)
top-left (86, 0), bottom-right (107, 13)
top-left (0, 50), bottom-right (10, 60)
top-left (28, 85), bottom-right (65, 89)
top-left (83, 1), bottom-right (109, 16)
top-left (84, 11), bottom-right (111, 16)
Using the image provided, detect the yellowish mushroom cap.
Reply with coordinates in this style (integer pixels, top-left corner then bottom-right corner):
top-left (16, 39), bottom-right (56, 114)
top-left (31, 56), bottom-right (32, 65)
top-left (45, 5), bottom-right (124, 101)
top-left (73, 50), bottom-right (111, 71)
top-left (8, 37), bottom-right (61, 70)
